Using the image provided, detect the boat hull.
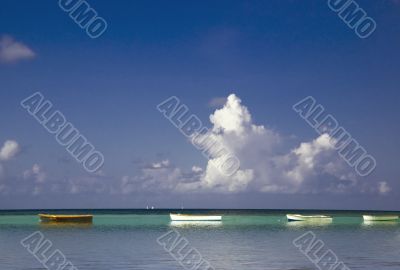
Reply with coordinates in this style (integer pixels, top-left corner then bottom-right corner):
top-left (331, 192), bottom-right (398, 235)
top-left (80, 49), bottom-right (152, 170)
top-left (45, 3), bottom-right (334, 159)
top-left (39, 214), bottom-right (93, 223)
top-left (170, 214), bottom-right (222, 221)
top-left (363, 215), bottom-right (398, 221)
top-left (170, 221), bottom-right (222, 227)
top-left (287, 214), bottom-right (332, 222)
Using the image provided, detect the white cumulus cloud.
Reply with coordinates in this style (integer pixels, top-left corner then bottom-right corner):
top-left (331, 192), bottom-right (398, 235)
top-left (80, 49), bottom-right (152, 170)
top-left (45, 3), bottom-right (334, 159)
top-left (286, 134), bottom-right (334, 184)
top-left (176, 94), bottom-right (354, 193)
top-left (0, 140), bottom-right (20, 161)
top-left (121, 93), bottom-right (383, 195)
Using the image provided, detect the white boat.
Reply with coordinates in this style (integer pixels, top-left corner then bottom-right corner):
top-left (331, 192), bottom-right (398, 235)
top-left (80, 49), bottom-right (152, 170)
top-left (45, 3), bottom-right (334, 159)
top-left (363, 215), bottom-right (399, 221)
top-left (287, 214), bottom-right (332, 222)
top-left (170, 221), bottom-right (222, 227)
top-left (170, 213), bottom-right (222, 221)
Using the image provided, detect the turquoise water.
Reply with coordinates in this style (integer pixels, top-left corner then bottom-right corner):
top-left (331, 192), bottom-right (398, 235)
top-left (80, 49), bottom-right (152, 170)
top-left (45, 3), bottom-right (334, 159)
top-left (0, 210), bottom-right (399, 269)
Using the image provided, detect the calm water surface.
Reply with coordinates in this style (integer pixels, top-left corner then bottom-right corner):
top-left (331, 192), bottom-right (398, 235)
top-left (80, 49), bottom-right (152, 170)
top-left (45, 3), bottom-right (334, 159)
top-left (0, 210), bottom-right (399, 270)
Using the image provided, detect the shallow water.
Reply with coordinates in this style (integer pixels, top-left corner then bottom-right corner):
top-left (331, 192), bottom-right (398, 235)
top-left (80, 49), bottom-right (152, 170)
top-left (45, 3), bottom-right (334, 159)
top-left (0, 210), bottom-right (399, 269)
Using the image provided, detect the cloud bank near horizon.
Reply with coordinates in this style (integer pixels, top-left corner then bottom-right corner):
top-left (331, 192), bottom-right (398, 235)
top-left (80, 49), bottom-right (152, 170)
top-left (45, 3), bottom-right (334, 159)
top-left (0, 95), bottom-right (390, 197)
top-left (121, 94), bottom-right (389, 196)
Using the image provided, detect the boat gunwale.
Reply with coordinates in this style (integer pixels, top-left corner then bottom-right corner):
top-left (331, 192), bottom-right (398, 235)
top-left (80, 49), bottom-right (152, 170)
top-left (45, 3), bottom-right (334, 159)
top-left (286, 214), bottom-right (332, 219)
top-left (39, 214), bottom-right (93, 219)
top-left (170, 213), bottom-right (221, 217)
top-left (170, 213), bottom-right (222, 221)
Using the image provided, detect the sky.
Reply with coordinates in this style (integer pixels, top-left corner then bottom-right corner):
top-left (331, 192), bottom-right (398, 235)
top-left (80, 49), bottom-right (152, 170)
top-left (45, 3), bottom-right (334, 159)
top-left (0, 0), bottom-right (399, 210)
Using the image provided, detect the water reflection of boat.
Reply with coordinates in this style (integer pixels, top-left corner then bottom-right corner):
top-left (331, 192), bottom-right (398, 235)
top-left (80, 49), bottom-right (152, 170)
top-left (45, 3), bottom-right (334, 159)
top-left (39, 222), bottom-right (93, 228)
top-left (170, 213), bottom-right (222, 221)
top-left (363, 220), bottom-right (398, 226)
top-left (363, 215), bottom-right (399, 221)
top-left (39, 214), bottom-right (93, 223)
top-left (170, 221), bottom-right (222, 227)
top-left (286, 219), bottom-right (332, 227)
top-left (287, 214), bottom-right (332, 222)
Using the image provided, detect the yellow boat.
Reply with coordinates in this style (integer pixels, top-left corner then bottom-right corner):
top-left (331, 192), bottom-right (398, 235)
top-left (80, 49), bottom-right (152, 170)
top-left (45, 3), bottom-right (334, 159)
top-left (39, 214), bottom-right (93, 223)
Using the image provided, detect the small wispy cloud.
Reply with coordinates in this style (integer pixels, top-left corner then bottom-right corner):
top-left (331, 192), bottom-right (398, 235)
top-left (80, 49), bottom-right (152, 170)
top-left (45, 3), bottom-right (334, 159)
top-left (208, 97), bottom-right (227, 108)
top-left (23, 164), bottom-right (47, 183)
top-left (378, 181), bottom-right (391, 195)
top-left (151, 159), bottom-right (170, 169)
top-left (0, 35), bottom-right (35, 63)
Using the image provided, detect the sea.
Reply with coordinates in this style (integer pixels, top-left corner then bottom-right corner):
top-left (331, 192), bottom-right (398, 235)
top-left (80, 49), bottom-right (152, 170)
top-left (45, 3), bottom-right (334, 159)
top-left (0, 209), bottom-right (399, 270)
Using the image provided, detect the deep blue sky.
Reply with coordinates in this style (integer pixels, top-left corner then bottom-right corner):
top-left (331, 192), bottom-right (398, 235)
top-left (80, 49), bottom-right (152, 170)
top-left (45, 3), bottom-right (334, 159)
top-left (0, 0), bottom-right (399, 210)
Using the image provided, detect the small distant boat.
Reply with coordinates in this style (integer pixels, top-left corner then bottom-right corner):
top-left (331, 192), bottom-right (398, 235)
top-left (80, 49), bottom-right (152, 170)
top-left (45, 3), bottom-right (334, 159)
top-left (170, 213), bottom-right (222, 221)
top-left (39, 214), bottom-right (93, 223)
top-left (363, 215), bottom-right (398, 221)
top-left (287, 214), bottom-right (332, 222)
